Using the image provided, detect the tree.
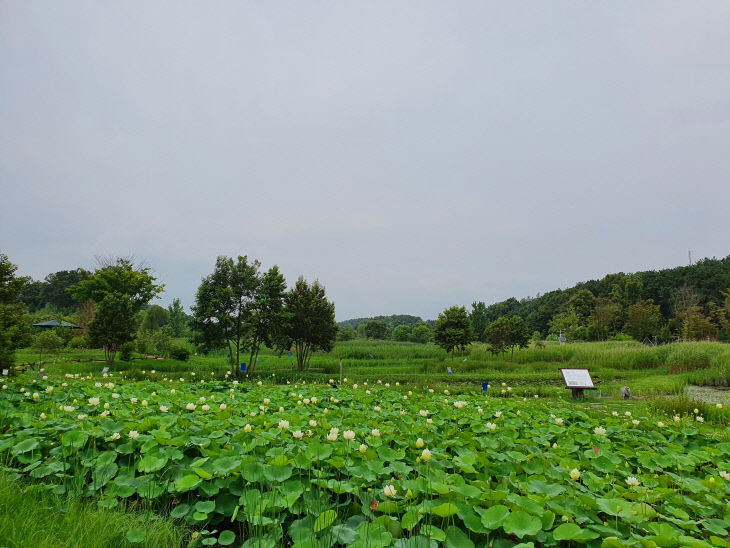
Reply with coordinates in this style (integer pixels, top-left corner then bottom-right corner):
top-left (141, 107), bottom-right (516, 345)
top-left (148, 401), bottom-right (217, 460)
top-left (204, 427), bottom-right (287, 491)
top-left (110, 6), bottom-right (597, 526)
top-left (433, 306), bottom-right (472, 360)
top-left (69, 258), bottom-right (164, 366)
top-left (167, 298), bottom-right (188, 337)
top-left (286, 277), bottom-right (337, 371)
top-left (0, 253), bottom-right (32, 368)
top-left (506, 316), bottom-right (530, 360)
top-left (625, 299), bottom-right (661, 341)
top-left (411, 323), bottom-right (432, 344)
top-left (191, 256), bottom-right (262, 377)
top-left (88, 293), bottom-right (137, 364)
top-left (391, 324), bottom-right (411, 342)
top-left (589, 298), bottom-right (620, 341)
top-left (469, 301), bottom-right (489, 342)
top-left (364, 320), bottom-right (389, 340)
top-left (485, 317), bottom-right (511, 357)
top-left (70, 258), bottom-right (164, 313)
top-left (549, 307), bottom-right (583, 340)
top-left (140, 304), bottom-right (168, 331)
top-left (246, 266), bottom-right (289, 374)
top-left (32, 330), bottom-right (63, 366)
top-left (567, 289), bottom-right (595, 321)
top-left (337, 325), bottom-right (357, 341)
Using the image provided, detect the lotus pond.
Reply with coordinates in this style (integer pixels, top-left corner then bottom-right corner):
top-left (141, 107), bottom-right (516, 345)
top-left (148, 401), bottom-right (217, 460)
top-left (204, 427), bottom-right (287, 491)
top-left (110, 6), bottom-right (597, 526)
top-left (1, 374), bottom-right (730, 548)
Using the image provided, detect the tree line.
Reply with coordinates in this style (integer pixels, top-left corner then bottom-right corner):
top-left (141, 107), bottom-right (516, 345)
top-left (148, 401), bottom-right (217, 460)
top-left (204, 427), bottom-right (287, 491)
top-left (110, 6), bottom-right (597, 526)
top-left (1, 253), bottom-right (338, 373)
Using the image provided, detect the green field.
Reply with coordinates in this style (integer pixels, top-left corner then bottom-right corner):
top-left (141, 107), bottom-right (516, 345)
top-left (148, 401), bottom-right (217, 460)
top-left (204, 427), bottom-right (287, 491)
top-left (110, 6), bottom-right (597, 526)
top-left (3, 341), bottom-right (730, 547)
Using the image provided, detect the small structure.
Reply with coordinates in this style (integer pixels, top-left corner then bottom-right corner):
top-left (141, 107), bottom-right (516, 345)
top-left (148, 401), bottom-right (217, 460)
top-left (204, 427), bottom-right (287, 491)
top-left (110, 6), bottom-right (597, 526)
top-left (619, 386), bottom-right (631, 399)
top-left (560, 368), bottom-right (596, 399)
top-left (33, 320), bottom-right (80, 329)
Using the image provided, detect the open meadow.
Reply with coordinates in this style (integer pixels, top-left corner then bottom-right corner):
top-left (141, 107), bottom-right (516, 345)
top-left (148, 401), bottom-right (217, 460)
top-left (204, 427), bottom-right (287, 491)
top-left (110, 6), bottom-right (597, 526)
top-left (2, 341), bottom-right (730, 547)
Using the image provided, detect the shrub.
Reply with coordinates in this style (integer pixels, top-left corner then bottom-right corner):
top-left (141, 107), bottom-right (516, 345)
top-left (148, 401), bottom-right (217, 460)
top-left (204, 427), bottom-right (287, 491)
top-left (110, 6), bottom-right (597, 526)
top-left (169, 346), bottom-right (190, 361)
top-left (68, 336), bottom-right (87, 349)
top-left (119, 342), bottom-right (135, 362)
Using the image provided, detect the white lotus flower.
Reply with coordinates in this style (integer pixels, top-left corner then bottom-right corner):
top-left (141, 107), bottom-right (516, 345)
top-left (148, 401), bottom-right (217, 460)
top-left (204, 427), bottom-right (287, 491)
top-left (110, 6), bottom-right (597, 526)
top-left (626, 477), bottom-right (640, 487)
top-left (421, 448), bottom-right (432, 462)
top-left (128, 430), bottom-right (139, 439)
top-left (383, 485), bottom-right (397, 498)
top-left (371, 429), bottom-right (381, 437)
top-left (292, 430), bottom-right (304, 439)
top-left (186, 403), bottom-right (196, 411)
top-left (570, 468), bottom-right (580, 481)
top-left (594, 426), bottom-right (607, 435)
top-left (416, 438), bottom-right (424, 448)
top-left (278, 419), bottom-right (290, 430)
top-left (309, 420), bottom-right (317, 427)
top-left (343, 430), bottom-right (355, 441)
top-left (160, 405), bottom-right (168, 413)
top-left (244, 424), bottom-right (252, 433)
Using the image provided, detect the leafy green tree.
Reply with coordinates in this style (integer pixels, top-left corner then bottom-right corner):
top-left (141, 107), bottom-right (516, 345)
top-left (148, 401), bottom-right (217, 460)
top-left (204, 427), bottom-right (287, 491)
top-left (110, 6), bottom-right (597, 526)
top-left (69, 258), bottom-right (164, 367)
top-left (70, 258), bottom-right (164, 313)
top-left (167, 298), bottom-right (188, 337)
top-left (140, 304), bottom-right (168, 331)
top-left (191, 256), bottom-right (261, 376)
top-left (589, 298), bottom-right (620, 341)
top-left (411, 323), bottom-right (432, 344)
top-left (337, 325), bottom-right (357, 341)
top-left (0, 253), bottom-right (32, 369)
top-left (246, 266), bottom-right (289, 374)
top-left (88, 294), bottom-right (137, 365)
top-left (624, 299), bottom-right (661, 341)
top-left (549, 307), bottom-right (583, 340)
top-left (32, 330), bottom-right (64, 366)
top-left (567, 289), bottom-right (595, 321)
top-left (506, 316), bottom-right (530, 360)
top-left (364, 320), bottom-right (389, 340)
top-left (469, 301), bottom-right (489, 342)
top-left (433, 306), bottom-right (472, 360)
top-left (391, 324), bottom-right (411, 342)
top-left (485, 317), bottom-right (511, 358)
top-left (286, 277), bottom-right (337, 371)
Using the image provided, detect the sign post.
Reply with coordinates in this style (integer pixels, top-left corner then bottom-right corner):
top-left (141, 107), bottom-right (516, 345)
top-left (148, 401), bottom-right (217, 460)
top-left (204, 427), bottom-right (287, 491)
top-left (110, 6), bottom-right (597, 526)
top-left (559, 368), bottom-right (596, 399)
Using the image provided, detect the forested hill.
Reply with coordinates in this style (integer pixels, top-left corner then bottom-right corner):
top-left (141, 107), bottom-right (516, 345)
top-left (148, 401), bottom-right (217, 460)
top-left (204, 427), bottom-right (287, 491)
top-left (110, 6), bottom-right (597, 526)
top-left (476, 255), bottom-right (730, 339)
top-left (338, 315), bottom-right (426, 329)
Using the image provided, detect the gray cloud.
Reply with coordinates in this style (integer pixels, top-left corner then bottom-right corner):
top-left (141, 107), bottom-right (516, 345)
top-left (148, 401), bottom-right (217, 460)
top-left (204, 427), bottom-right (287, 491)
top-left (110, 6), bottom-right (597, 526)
top-left (2, 2), bottom-right (729, 320)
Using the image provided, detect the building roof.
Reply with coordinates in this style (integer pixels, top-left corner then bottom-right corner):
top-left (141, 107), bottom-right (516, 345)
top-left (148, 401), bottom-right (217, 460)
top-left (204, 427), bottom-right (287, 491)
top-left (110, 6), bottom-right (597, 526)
top-left (33, 319), bottom-right (81, 329)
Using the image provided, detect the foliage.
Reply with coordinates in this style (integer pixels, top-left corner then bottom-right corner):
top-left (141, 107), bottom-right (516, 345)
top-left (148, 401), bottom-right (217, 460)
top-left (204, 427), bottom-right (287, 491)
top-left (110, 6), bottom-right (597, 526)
top-left (391, 324), bottom-right (411, 342)
top-left (411, 323), bottom-right (432, 344)
top-left (191, 255), bottom-right (262, 376)
top-left (17, 268), bottom-right (89, 312)
top-left (625, 299), bottom-right (661, 341)
top-left (2, 376), bottom-right (730, 547)
top-left (485, 316), bottom-right (530, 360)
top-left (286, 277), bottom-right (338, 370)
top-left (339, 314), bottom-right (425, 330)
top-left (88, 294), bottom-right (137, 365)
top-left (0, 253), bottom-right (32, 368)
top-left (68, 336), bottom-right (87, 349)
top-left (337, 325), bottom-right (357, 342)
top-left (70, 258), bottom-right (164, 314)
top-left (166, 298), bottom-right (188, 337)
top-left (433, 306), bottom-right (472, 360)
top-left (118, 342), bottom-right (135, 362)
top-left (139, 304), bottom-right (168, 331)
top-left (169, 345), bottom-right (190, 361)
top-left (469, 301), bottom-right (490, 342)
top-left (32, 330), bottom-right (64, 365)
top-left (364, 320), bottom-right (389, 340)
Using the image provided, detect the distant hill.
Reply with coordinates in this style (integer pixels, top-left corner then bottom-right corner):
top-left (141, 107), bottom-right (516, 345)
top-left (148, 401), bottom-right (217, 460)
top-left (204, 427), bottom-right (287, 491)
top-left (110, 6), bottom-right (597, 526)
top-left (478, 255), bottom-right (730, 337)
top-left (338, 314), bottom-right (429, 328)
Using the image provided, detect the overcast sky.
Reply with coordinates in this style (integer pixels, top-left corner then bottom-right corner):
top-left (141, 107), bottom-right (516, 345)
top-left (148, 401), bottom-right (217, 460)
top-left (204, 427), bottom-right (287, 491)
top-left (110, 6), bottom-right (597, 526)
top-left (2, 2), bottom-right (729, 321)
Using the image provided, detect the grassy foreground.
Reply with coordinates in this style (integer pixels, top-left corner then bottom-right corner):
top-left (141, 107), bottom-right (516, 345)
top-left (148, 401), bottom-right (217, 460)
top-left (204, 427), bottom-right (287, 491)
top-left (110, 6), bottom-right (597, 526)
top-left (0, 472), bottom-right (187, 548)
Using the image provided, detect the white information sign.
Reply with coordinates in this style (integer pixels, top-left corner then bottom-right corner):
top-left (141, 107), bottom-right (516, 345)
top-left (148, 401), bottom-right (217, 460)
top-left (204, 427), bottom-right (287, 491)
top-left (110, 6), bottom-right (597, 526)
top-left (560, 368), bottom-right (594, 389)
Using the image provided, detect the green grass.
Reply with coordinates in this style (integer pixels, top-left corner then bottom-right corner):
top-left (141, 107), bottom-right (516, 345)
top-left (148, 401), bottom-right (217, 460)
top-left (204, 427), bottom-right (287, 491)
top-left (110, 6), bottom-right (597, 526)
top-left (14, 340), bottom-right (730, 399)
top-left (0, 472), bottom-right (188, 548)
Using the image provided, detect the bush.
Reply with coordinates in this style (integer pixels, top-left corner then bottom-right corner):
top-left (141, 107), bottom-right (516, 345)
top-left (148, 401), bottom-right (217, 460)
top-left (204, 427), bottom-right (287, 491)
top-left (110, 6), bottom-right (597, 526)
top-left (119, 342), bottom-right (135, 362)
top-left (610, 332), bottom-right (634, 341)
top-left (169, 346), bottom-right (190, 361)
top-left (68, 336), bottom-right (87, 349)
